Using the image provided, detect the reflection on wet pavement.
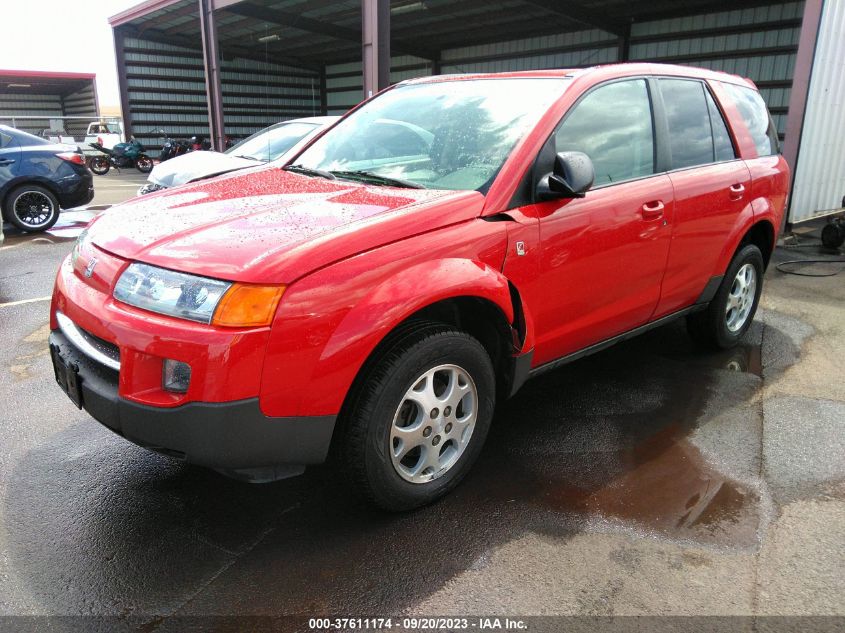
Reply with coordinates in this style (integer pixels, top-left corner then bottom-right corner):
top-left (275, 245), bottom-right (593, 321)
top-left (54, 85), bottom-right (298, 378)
top-left (1, 209), bottom-right (96, 246)
top-left (478, 320), bottom-right (767, 547)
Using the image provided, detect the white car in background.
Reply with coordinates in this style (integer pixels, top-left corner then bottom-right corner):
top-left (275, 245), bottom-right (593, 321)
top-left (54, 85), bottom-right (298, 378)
top-left (138, 116), bottom-right (339, 195)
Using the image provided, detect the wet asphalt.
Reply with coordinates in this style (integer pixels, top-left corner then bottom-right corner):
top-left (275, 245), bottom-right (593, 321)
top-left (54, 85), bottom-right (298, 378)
top-left (0, 173), bottom-right (843, 630)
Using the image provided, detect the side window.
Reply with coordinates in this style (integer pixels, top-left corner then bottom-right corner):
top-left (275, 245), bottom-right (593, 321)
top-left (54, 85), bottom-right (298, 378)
top-left (659, 79), bottom-right (714, 169)
top-left (554, 79), bottom-right (655, 186)
top-left (720, 82), bottom-right (779, 156)
top-left (704, 88), bottom-right (736, 161)
top-left (0, 131), bottom-right (12, 149)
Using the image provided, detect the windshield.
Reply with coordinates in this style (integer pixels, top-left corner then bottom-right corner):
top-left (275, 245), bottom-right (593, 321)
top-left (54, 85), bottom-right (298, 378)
top-left (293, 78), bottom-right (568, 191)
top-left (226, 121), bottom-right (318, 161)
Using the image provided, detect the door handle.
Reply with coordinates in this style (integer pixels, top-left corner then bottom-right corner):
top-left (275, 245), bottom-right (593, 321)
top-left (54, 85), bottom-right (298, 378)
top-left (0, 159), bottom-right (15, 166)
top-left (641, 200), bottom-right (664, 220)
top-left (729, 183), bottom-right (745, 198)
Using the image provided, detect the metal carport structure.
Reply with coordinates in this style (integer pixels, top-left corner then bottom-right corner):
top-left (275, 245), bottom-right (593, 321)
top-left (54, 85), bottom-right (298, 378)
top-left (109, 0), bottom-right (830, 221)
top-left (0, 70), bottom-right (100, 139)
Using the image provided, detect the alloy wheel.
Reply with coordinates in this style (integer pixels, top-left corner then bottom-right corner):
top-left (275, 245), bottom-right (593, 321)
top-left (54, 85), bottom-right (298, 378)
top-left (390, 364), bottom-right (478, 484)
top-left (13, 190), bottom-right (55, 229)
top-left (725, 262), bottom-right (757, 332)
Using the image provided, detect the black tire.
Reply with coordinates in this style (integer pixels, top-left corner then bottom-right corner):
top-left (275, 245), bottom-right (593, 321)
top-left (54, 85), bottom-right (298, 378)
top-left (136, 155), bottom-right (153, 173)
top-left (337, 323), bottom-right (496, 511)
top-left (2, 184), bottom-right (60, 232)
top-left (821, 223), bottom-right (845, 250)
top-left (687, 244), bottom-right (764, 349)
top-left (90, 157), bottom-right (110, 175)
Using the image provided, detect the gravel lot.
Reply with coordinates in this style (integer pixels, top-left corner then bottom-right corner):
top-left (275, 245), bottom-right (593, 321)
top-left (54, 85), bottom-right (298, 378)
top-left (0, 172), bottom-right (842, 631)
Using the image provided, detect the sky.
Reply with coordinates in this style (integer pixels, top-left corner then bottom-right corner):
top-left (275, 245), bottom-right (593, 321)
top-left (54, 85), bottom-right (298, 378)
top-left (1, 0), bottom-right (146, 111)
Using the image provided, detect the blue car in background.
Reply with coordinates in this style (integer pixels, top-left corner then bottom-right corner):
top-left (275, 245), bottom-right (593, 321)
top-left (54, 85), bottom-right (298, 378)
top-left (0, 125), bottom-right (93, 233)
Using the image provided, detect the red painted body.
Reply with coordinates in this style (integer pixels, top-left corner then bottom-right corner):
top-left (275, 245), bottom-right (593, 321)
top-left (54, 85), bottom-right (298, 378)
top-left (51, 63), bottom-right (789, 423)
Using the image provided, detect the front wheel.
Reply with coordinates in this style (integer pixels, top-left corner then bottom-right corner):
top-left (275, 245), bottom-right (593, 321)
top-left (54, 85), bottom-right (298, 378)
top-left (687, 244), bottom-right (764, 349)
top-left (135, 155), bottom-right (153, 173)
top-left (89, 156), bottom-right (110, 175)
top-left (338, 324), bottom-right (496, 511)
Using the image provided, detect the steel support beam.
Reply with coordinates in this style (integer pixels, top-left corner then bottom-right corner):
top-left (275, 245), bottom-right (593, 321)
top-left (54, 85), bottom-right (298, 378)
top-left (618, 22), bottom-right (631, 61)
top-left (362, 0), bottom-right (390, 99)
top-left (113, 28), bottom-right (134, 139)
top-left (199, 0), bottom-right (226, 151)
top-left (782, 0), bottom-right (824, 176)
top-left (320, 66), bottom-right (328, 115)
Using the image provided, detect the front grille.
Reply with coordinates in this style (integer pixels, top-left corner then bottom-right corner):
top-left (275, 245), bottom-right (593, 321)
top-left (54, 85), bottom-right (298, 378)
top-left (78, 327), bottom-right (120, 367)
top-left (55, 312), bottom-right (121, 371)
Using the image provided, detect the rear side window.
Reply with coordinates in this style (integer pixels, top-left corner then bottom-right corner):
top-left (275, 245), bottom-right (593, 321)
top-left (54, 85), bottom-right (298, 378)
top-left (659, 79), bottom-right (714, 169)
top-left (705, 89), bottom-right (736, 161)
top-left (720, 82), bottom-right (779, 156)
top-left (555, 79), bottom-right (655, 186)
top-left (7, 127), bottom-right (50, 147)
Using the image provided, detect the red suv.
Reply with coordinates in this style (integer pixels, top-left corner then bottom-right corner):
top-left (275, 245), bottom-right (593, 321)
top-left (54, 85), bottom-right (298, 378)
top-left (50, 63), bottom-right (788, 510)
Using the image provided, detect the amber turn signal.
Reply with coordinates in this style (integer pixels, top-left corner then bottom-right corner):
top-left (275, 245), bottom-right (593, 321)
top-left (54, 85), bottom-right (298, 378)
top-left (211, 284), bottom-right (286, 327)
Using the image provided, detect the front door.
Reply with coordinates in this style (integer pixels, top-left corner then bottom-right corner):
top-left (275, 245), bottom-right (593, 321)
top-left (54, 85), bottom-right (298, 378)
top-left (507, 78), bottom-right (674, 366)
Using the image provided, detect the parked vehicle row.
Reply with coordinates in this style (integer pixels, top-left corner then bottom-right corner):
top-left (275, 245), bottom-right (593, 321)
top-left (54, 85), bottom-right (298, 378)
top-left (49, 63), bottom-right (788, 511)
top-left (138, 116), bottom-right (338, 195)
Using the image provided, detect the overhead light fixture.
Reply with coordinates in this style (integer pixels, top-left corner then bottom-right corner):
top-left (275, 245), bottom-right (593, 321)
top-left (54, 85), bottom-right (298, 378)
top-left (257, 34), bottom-right (280, 43)
top-left (7, 83), bottom-right (31, 88)
top-left (391, 1), bottom-right (426, 15)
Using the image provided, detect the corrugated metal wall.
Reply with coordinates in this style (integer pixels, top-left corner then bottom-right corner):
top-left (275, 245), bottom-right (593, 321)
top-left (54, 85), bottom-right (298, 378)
top-left (325, 54), bottom-right (434, 114)
top-left (61, 84), bottom-right (99, 139)
top-left (788, 0), bottom-right (845, 222)
top-left (0, 83), bottom-right (97, 138)
top-left (124, 36), bottom-right (320, 156)
top-left (0, 93), bottom-right (64, 136)
top-left (326, 2), bottom-right (802, 140)
top-left (629, 2), bottom-right (803, 140)
top-left (439, 29), bottom-right (618, 73)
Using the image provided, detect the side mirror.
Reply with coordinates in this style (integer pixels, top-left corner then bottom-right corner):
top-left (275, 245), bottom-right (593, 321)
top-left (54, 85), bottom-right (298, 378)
top-left (536, 151), bottom-right (595, 201)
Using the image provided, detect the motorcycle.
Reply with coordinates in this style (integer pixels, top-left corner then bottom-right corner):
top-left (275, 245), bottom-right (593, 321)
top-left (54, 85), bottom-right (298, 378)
top-left (189, 135), bottom-right (212, 152)
top-left (88, 137), bottom-right (153, 175)
top-left (155, 129), bottom-right (191, 162)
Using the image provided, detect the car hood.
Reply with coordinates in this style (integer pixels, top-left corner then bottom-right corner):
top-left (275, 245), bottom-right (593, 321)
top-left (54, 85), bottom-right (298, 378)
top-left (148, 151), bottom-right (258, 187)
top-left (88, 167), bottom-right (485, 283)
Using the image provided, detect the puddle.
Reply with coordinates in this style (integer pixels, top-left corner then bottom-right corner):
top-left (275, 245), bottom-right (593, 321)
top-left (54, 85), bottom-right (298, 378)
top-left (533, 425), bottom-right (759, 543)
top-left (478, 322), bottom-right (766, 547)
top-left (682, 342), bottom-right (763, 377)
top-left (1, 209), bottom-right (96, 245)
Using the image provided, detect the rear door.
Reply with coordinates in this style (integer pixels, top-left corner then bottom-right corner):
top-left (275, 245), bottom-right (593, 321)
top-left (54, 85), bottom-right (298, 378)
top-left (0, 129), bottom-right (22, 185)
top-left (653, 78), bottom-right (752, 318)
top-left (507, 78), bottom-right (675, 365)
top-left (716, 81), bottom-right (789, 231)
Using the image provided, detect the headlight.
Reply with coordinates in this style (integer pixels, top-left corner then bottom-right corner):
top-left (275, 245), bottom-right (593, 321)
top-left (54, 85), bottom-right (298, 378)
top-left (114, 263), bottom-right (232, 324)
top-left (113, 262), bottom-right (285, 327)
top-left (70, 227), bottom-right (90, 268)
top-left (138, 183), bottom-right (165, 196)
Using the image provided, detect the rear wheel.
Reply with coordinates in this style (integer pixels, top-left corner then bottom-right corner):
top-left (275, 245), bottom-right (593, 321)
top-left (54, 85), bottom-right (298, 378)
top-left (338, 323), bottom-right (496, 511)
top-left (687, 244), bottom-right (764, 349)
top-left (89, 156), bottom-right (110, 175)
top-left (136, 155), bottom-right (153, 173)
top-left (3, 185), bottom-right (60, 232)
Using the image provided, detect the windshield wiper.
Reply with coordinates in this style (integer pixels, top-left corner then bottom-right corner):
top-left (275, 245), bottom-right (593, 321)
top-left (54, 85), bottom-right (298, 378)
top-left (234, 154), bottom-right (264, 162)
top-left (330, 170), bottom-right (425, 189)
top-left (284, 164), bottom-right (336, 179)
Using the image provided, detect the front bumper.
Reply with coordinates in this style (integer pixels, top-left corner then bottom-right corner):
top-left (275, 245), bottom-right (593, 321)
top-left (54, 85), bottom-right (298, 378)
top-left (49, 328), bottom-right (336, 473)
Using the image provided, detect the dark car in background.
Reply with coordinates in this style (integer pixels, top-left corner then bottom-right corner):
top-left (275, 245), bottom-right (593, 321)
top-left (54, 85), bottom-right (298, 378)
top-left (0, 125), bottom-right (94, 233)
